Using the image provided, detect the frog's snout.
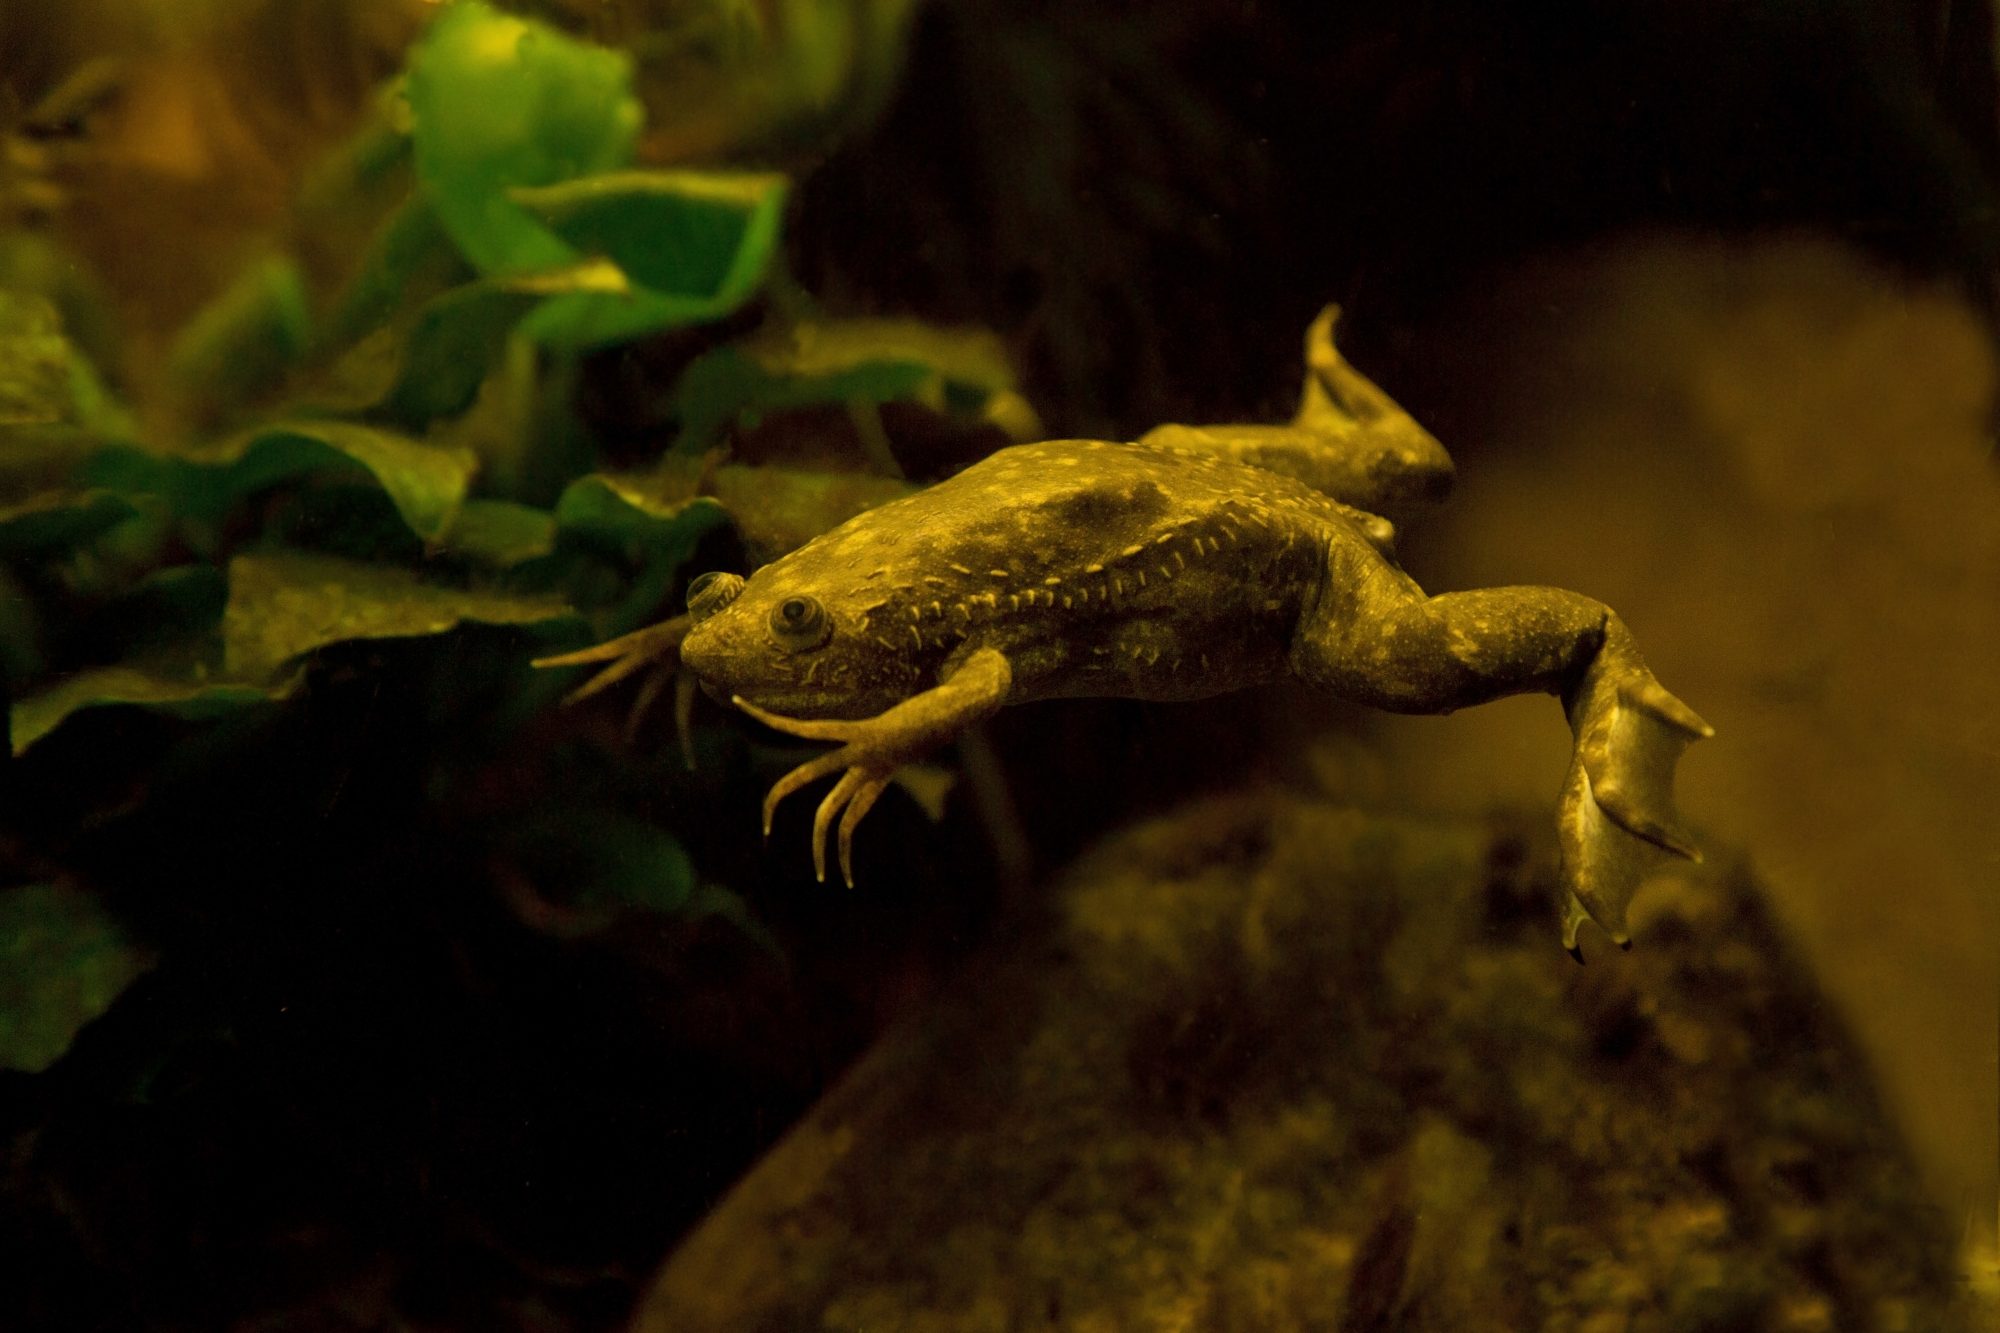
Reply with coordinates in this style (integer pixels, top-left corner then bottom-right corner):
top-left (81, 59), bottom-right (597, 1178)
top-left (680, 621), bottom-right (743, 709)
top-left (680, 616), bottom-right (722, 684)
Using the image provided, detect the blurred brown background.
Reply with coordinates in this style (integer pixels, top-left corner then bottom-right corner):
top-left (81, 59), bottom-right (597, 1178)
top-left (798, 0), bottom-right (2000, 1269)
top-left (1344, 235), bottom-right (1999, 1273)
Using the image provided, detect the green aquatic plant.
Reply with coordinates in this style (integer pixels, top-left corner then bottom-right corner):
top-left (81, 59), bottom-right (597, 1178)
top-left (0, 1), bottom-right (1025, 1077)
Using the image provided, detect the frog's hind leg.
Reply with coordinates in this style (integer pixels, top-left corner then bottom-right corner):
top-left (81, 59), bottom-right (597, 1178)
top-left (1292, 556), bottom-right (1712, 957)
top-left (1138, 306), bottom-right (1456, 524)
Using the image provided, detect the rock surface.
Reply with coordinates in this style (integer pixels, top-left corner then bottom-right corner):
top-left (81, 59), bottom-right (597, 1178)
top-left (635, 793), bottom-right (1976, 1332)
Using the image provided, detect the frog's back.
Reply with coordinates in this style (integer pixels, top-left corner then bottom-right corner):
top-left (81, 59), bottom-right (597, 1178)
top-left (783, 439), bottom-right (1348, 703)
top-left (909, 438), bottom-right (1354, 553)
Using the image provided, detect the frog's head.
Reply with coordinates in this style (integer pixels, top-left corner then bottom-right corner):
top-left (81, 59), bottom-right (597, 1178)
top-left (679, 556), bottom-right (926, 720)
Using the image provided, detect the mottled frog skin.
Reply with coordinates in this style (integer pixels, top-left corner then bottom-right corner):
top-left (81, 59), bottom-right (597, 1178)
top-left (682, 438), bottom-right (1342, 717)
top-left (562, 309), bottom-right (1712, 958)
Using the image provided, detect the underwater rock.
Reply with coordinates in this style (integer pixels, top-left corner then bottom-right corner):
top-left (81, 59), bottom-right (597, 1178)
top-left (633, 792), bottom-right (1976, 1332)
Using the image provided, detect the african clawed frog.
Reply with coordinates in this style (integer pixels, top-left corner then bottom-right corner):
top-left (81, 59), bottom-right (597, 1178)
top-left (578, 309), bottom-right (1713, 958)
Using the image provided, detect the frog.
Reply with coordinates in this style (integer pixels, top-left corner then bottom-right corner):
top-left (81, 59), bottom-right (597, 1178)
top-left (565, 308), bottom-right (1712, 958)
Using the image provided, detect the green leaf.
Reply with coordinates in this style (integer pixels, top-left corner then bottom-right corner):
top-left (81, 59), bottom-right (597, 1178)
top-left (0, 293), bottom-right (78, 428)
top-left (440, 498), bottom-right (558, 567)
top-left (666, 316), bottom-right (1031, 451)
top-left (583, 455), bottom-right (912, 565)
top-left (510, 170), bottom-right (787, 349)
top-left (370, 259), bottom-right (628, 424)
top-left (0, 290), bottom-right (131, 444)
top-left (553, 473), bottom-right (724, 539)
top-left (406, 0), bottom-right (642, 276)
top-left (0, 884), bottom-right (155, 1073)
top-left (552, 477), bottom-right (727, 629)
top-left (315, 196), bottom-right (469, 356)
top-left (9, 550), bottom-right (577, 752)
top-left (10, 667), bottom-right (293, 758)
top-left (166, 256), bottom-right (312, 409)
top-left (0, 489), bottom-right (140, 555)
top-left (82, 421), bottom-right (477, 546)
top-left (749, 316), bottom-right (1021, 392)
top-left (222, 549), bottom-right (578, 682)
top-left (668, 345), bottom-right (929, 452)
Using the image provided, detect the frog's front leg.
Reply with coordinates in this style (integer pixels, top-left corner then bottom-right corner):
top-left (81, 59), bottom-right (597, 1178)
top-left (533, 614), bottom-right (693, 704)
top-left (731, 647), bottom-right (1013, 885)
top-left (1293, 539), bottom-right (1712, 958)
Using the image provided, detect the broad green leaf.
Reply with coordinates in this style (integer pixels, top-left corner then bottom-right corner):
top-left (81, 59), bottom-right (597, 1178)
top-left (0, 238), bottom-right (121, 387)
top-left (166, 257), bottom-right (312, 409)
top-left (668, 345), bottom-right (931, 453)
top-left (0, 489), bottom-right (139, 554)
top-left (10, 667), bottom-right (293, 758)
top-left (0, 884), bottom-right (155, 1073)
top-left (585, 456), bottom-right (911, 564)
top-left (748, 317), bottom-right (1020, 393)
top-left (520, 283), bottom-right (741, 352)
top-left (0, 293), bottom-right (76, 427)
top-left (406, 0), bottom-right (642, 276)
top-left (81, 421), bottom-right (477, 546)
top-left (0, 290), bottom-right (131, 444)
top-left (513, 171), bottom-right (786, 297)
top-left (425, 333), bottom-right (593, 506)
top-left (315, 196), bottom-right (470, 356)
top-left (665, 316), bottom-right (1033, 451)
top-left (222, 549), bottom-right (577, 682)
top-left (510, 170), bottom-right (787, 348)
top-left (373, 259), bottom-right (628, 423)
top-left (440, 498), bottom-right (558, 567)
top-left (552, 477), bottom-right (727, 629)
top-left (553, 473), bottom-right (726, 538)
top-left (329, 172), bottom-right (787, 388)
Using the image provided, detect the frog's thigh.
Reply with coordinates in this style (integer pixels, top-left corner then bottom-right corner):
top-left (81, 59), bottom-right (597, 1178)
top-left (1291, 540), bottom-right (1610, 714)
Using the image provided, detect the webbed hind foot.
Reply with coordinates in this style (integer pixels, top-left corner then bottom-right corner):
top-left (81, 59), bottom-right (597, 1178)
top-left (1558, 643), bottom-right (1713, 958)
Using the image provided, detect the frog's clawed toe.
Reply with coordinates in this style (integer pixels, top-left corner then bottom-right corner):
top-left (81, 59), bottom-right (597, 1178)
top-left (734, 697), bottom-right (898, 887)
top-left (812, 769), bottom-right (892, 886)
top-left (532, 614), bottom-right (692, 707)
top-left (1558, 667), bottom-right (1711, 958)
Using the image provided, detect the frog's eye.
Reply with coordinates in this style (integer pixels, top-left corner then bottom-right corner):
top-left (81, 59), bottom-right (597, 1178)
top-left (686, 570), bottom-right (745, 623)
top-left (768, 594), bottom-right (832, 651)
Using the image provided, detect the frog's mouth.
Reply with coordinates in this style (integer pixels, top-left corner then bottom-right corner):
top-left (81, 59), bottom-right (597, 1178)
top-left (679, 610), bottom-right (813, 715)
